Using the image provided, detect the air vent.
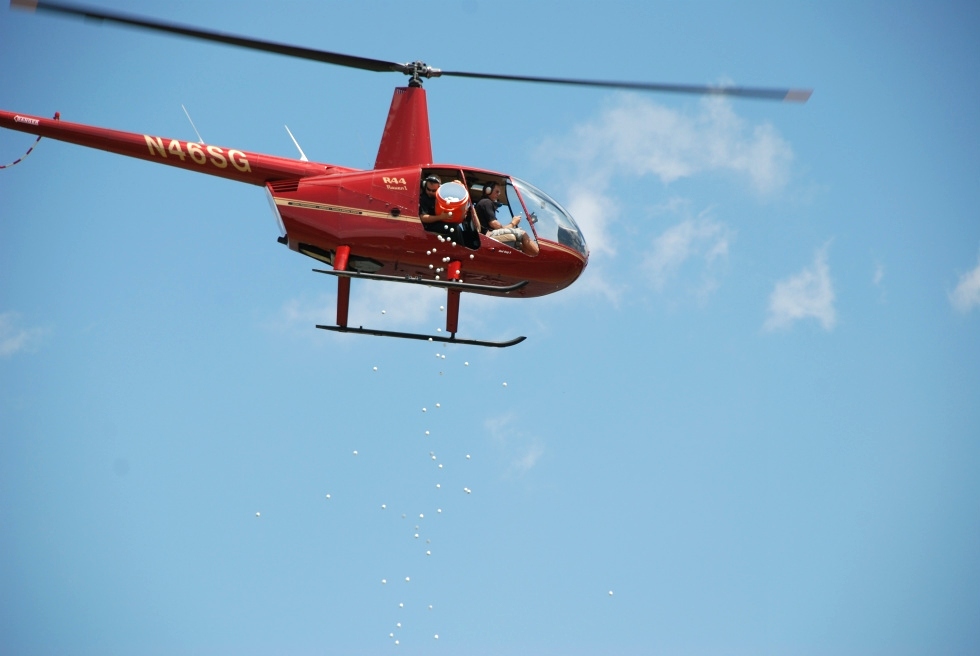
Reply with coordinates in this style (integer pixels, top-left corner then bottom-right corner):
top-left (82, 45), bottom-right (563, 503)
top-left (269, 179), bottom-right (300, 194)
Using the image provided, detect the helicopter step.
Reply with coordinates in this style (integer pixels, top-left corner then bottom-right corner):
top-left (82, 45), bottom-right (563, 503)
top-left (311, 268), bottom-right (529, 294)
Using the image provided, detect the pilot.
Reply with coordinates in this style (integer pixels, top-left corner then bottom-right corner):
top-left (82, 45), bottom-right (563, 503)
top-left (474, 182), bottom-right (539, 256)
top-left (419, 174), bottom-right (480, 247)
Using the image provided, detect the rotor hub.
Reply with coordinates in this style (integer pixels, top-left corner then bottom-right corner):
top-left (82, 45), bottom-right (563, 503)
top-left (404, 61), bottom-right (442, 87)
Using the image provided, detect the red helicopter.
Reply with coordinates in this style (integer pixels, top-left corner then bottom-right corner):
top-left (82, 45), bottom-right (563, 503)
top-left (2, 0), bottom-right (811, 347)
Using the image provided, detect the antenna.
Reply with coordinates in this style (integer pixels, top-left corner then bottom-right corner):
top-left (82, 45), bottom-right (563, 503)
top-left (284, 125), bottom-right (309, 162)
top-left (181, 104), bottom-right (205, 144)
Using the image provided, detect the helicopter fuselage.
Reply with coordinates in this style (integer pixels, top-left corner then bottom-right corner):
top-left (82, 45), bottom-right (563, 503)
top-left (0, 109), bottom-right (588, 299)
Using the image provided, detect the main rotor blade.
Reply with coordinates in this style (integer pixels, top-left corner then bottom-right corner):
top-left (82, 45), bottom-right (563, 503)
top-left (11, 0), bottom-right (410, 74)
top-left (440, 70), bottom-right (812, 103)
top-left (12, 0), bottom-right (811, 103)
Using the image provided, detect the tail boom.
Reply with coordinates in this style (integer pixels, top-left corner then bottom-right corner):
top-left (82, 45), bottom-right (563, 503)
top-left (0, 109), bottom-right (351, 185)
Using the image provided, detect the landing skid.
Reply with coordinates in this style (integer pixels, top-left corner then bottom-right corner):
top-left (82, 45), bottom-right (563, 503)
top-left (312, 247), bottom-right (527, 348)
top-left (316, 325), bottom-right (526, 348)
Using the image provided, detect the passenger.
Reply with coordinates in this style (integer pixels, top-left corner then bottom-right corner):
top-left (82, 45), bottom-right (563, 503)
top-left (419, 175), bottom-right (480, 246)
top-left (474, 182), bottom-right (539, 256)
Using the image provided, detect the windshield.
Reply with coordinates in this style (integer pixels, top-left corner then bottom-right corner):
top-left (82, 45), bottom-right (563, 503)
top-left (509, 177), bottom-right (588, 256)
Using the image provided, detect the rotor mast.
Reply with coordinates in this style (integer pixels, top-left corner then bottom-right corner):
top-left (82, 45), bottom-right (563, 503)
top-left (374, 85), bottom-right (433, 169)
top-left (372, 61), bottom-right (444, 168)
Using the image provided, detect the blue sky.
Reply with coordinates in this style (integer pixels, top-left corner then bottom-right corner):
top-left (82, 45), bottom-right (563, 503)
top-left (2, 1), bottom-right (978, 654)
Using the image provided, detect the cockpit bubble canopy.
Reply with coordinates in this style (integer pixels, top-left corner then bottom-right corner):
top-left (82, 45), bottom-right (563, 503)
top-left (508, 177), bottom-right (588, 257)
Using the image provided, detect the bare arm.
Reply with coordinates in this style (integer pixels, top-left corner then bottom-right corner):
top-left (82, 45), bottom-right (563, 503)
top-left (420, 211), bottom-right (452, 224)
top-left (489, 214), bottom-right (521, 230)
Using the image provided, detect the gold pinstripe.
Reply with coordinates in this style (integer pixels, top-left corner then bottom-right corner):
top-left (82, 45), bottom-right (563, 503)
top-left (274, 197), bottom-right (588, 261)
top-left (274, 197), bottom-right (418, 222)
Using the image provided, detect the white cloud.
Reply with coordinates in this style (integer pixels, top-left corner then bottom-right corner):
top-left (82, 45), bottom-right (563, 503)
top-left (764, 245), bottom-right (837, 331)
top-left (541, 94), bottom-right (794, 195)
top-left (642, 213), bottom-right (734, 293)
top-left (533, 94), bottom-right (795, 302)
top-left (272, 277), bottom-right (505, 345)
top-left (950, 252), bottom-right (980, 313)
top-left (565, 264), bottom-right (625, 306)
top-left (484, 413), bottom-right (544, 476)
top-left (277, 282), bottom-right (448, 330)
top-left (512, 443), bottom-right (544, 475)
top-left (349, 282), bottom-right (438, 328)
top-left (872, 261), bottom-right (887, 303)
top-left (0, 312), bottom-right (48, 357)
top-left (562, 186), bottom-right (618, 258)
top-left (873, 262), bottom-right (885, 286)
top-left (277, 294), bottom-right (332, 330)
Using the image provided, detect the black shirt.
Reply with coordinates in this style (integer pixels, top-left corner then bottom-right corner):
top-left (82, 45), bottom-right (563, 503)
top-left (475, 197), bottom-right (498, 234)
top-left (419, 189), bottom-right (437, 219)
